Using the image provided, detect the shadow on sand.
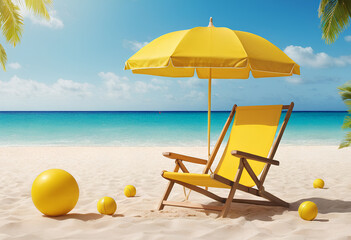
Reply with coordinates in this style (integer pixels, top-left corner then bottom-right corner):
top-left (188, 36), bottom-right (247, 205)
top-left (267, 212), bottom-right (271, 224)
top-left (44, 212), bottom-right (126, 221)
top-left (198, 197), bottom-right (351, 221)
top-left (221, 204), bottom-right (286, 221)
top-left (290, 197), bottom-right (351, 214)
top-left (43, 213), bottom-right (104, 221)
top-left (42, 198), bottom-right (351, 221)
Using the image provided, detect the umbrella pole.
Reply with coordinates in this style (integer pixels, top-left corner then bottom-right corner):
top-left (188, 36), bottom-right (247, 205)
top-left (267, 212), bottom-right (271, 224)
top-left (186, 72), bottom-right (212, 201)
top-left (208, 71), bottom-right (212, 160)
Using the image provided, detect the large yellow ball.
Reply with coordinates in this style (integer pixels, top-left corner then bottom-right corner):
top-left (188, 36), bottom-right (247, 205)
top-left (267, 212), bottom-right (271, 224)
top-left (31, 169), bottom-right (79, 216)
top-left (298, 201), bottom-right (318, 221)
top-left (97, 197), bottom-right (117, 215)
top-left (313, 179), bottom-right (325, 188)
top-left (124, 185), bottom-right (136, 197)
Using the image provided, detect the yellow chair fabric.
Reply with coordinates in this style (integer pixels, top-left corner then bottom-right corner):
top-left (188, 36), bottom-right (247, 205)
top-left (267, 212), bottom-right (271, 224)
top-left (163, 105), bottom-right (283, 188)
top-left (214, 105), bottom-right (282, 187)
top-left (162, 172), bottom-right (231, 189)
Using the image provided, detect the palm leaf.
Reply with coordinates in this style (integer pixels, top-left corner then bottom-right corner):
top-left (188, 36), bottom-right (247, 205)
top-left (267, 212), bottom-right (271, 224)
top-left (0, 0), bottom-right (24, 46)
top-left (339, 132), bottom-right (351, 148)
top-left (338, 81), bottom-right (351, 148)
top-left (338, 84), bottom-right (351, 103)
top-left (0, 43), bottom-right (7, 70)
top-left (319, 0), bottom-right (351, 43)
top-left (342, 115), bottom-right (351, 128)
top-left (25, 0), bottom-right (52, 20)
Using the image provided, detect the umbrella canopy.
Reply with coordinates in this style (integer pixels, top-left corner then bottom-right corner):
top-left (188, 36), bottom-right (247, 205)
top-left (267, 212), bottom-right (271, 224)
top-left (125, 18), bottom-right (300, 158)
top-left (125, 19), bottom-right (300, 78)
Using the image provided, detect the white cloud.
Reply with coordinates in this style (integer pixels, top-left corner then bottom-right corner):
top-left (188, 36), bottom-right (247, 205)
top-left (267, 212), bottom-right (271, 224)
top-left (165, 94), bottom-right (175, 100)
top-left (98, 72), bottom-right (130, 98)
top-left (135, 78), bottom-right (169, 93)
top-left (135, 81), bottom-right (159, 93)
top-left (0, 76), bottom-right (92, 97)
top-left (22, 9), bottom-right (64, 29)
top-left (1, 73), bottom-right (170, 101)
top-left (285, 76), bottom-right (303, 84)
top-left (99, 73), bottom-right (170, 96)
top-left (284, 45), bottom-right (351, 68)
top-left (285, 76), bottom-right (339, 85)
top-left (8, 62), bottom-right (21, 70)
top-left (135, 80), bottom-right (167, 93)
top-left (150, 78), bottom-right (170, 85)
top-left (178, 77), bottom-right (203, 88)
top-left (345, 36), bottom-right (351, 42)
top-left (53, 79), bottom-right (92, 97)
top-left (184, 90), bottom-right (204, 101)
top-left (0, 75), bottom-right (49, 97)
top-left (123, 40), bottom-right (149, 51)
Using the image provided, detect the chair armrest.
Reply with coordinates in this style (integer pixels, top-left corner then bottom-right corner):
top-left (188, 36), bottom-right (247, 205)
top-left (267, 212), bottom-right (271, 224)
top-left (162, 152), bottom-right (207, 165)
top-left (231, 150), bottom-right (279, 166)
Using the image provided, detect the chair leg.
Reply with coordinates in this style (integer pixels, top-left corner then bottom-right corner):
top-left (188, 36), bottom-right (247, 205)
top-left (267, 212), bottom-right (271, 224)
top-left (220, 184), bottom-right (238, 217)
top-left (158, 163), bottom-right (180, 211)
top-left (220, 159), bottom-right (244, 217)
top-left (157, 180), bottom-right (175, 210)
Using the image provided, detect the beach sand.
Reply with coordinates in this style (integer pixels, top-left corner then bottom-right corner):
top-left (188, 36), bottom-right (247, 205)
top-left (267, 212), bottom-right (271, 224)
top-left (0, 146), bottom-right (351, 239)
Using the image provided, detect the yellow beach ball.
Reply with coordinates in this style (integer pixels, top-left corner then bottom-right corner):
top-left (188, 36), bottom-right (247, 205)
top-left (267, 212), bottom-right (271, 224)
top-left (313, 179), bottom-right (325, 188)
top-left (124, 185), bottom-right (136, 197)
top-left (97, 197), bottom-right (117, 215)
top-left (31, 169), bottom-right (79, 216)
top-left (298, 201), bottom-right (318, 221)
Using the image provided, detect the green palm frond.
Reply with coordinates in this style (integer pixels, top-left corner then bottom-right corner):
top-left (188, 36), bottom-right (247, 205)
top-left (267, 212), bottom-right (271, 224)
top-left (0, 43), bottom-right (7, 70)
top-left (338, 82), bottom-right (351, 104)
top-left (319, 0), bottom-right (351, 44)
top-left (338, 81), bottom-right (351, 148)
top-left (0, 0), bottom-right (53, 71)
top-left (340, 132), bottom-right (351, 148)
top-left (0, 0), bottom-right (24, 46)
top-left (25, 0), bottom-right (52, 20)
top-left (342, 115), bottom-right (351, 128)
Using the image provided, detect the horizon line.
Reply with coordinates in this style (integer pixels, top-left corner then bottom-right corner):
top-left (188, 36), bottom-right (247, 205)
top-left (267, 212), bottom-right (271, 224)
top-left (0, 110), bottom-right (348, 113)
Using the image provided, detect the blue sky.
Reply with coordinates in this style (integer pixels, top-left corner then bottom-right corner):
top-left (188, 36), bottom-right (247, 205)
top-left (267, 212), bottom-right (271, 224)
top-left (0, 0), bottom-right (350, 111)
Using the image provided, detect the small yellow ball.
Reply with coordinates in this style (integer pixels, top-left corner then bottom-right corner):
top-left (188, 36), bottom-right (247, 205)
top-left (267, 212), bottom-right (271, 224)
top-left (313, 179), bottom-right (325, 188)
top-left (298, 201), bottom-right (318, 221)
top-left (97, 197), bottom-right (117, 215)
top-left (124, 185), bottom-right (136, 197)
top-left (31, 169), bottom-right (79, 217)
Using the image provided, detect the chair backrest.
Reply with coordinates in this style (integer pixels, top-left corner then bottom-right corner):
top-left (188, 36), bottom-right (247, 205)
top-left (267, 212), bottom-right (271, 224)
top-left (214, 105), bottom-right (283, 187)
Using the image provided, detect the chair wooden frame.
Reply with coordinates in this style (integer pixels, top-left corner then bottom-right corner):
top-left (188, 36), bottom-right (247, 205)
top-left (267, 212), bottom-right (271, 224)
top-left (157, 102), bottom-right (294, 217)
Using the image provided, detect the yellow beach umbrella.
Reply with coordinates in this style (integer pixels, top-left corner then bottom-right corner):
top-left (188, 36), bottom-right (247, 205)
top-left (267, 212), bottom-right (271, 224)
top-left (125, 18), bottom-right (300, 158)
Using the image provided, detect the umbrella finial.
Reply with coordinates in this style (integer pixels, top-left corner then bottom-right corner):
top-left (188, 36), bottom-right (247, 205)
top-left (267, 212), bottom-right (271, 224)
top-left (208, 17), bottom-right (214, 27)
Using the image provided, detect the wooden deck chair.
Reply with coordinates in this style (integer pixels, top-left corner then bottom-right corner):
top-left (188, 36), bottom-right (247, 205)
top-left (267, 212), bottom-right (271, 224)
top-left (158, 102), bottom-right (294, 217)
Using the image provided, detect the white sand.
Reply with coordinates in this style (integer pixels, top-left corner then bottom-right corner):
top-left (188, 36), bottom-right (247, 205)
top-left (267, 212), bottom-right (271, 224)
top-left (0, 146), bottom-right (351, 239)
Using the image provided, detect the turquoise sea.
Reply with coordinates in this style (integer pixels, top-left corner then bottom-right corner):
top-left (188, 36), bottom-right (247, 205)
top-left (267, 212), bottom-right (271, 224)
top-left (0, 111), bottom-right (348, 146)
